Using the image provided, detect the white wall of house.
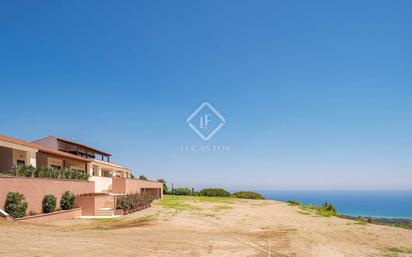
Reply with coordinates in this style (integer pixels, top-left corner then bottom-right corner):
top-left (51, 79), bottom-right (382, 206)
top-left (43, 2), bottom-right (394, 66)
top-left (89, 176), bottom-right (113, 193)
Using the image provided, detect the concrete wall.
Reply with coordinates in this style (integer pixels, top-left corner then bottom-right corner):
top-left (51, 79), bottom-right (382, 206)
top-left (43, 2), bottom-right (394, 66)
top-left (0, 177), bottom-right (95, 214)
top-left (89, 176), bottom-right (113, 193)
top-left (75, 195), bottom-right (112, 216)
top-left (0, 146), bottom-right (13, 173)
top-left (16, 208), bottom-right (82, 223)
top-left (112, 177), bottom-right (163, 199)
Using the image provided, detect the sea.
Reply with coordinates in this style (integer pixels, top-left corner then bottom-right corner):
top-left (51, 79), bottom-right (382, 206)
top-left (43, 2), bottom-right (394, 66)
top-left (258, 191), bottom-right (412, 219)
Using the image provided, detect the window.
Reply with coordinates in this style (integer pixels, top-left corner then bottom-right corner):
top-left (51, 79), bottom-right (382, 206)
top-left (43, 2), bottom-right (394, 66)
top-left (16, 160), bottom-right (25, 167)
top-left (50, 165), bottom-right (61, 170)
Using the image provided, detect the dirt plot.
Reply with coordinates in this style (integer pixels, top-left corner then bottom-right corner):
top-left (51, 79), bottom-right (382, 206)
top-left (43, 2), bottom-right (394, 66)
top-left (0, 196), bottom-right (411, 257)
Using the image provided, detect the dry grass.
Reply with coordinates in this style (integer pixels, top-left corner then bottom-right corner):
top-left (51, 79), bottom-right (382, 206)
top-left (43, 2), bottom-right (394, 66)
top-left (0, 196), bottom-right (412, 257)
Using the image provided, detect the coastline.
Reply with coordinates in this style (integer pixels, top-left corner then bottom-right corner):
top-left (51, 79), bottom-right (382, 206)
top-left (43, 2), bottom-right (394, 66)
top-left (1, 196), bottom-right (412, 257)
top-left (259, 190), bottom-right (412, 220)
top-left (339, 214), bottom-right (412, 229)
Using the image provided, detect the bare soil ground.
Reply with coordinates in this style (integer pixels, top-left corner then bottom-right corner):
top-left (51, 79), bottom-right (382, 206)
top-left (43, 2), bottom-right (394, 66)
top-left (1, 196), bottom-right (411, 257)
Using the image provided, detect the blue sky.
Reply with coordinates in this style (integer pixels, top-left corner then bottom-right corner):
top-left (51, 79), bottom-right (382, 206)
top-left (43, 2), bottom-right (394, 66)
top-left (0, 1), bottom-right (411, 190)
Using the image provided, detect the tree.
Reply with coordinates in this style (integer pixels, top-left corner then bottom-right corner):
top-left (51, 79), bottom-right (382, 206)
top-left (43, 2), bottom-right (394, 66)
top-left (157, 179), bottom-right (168, 194)
top-left (139, 175), bottom-right (148, 180)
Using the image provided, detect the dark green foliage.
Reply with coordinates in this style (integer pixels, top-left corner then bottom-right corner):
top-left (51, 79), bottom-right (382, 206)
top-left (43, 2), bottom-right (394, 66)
top-left (42, 194), bottom-right (57, 213)
top-left (157, 179), bottom-right (168, 194)
top-left (139, 175), bottom-right (148, 180)
top-left (287, 200), bottom-right (301, 206)
top-left (11, 165), bottom-right (89, 181)
top-left (60, 191), bottom-right (75, 210)
top-left (170, 187), bottom-right (192, 196)
top-left (4, 192), bottom-right (28, 218)
top-left (116, 196), bottom-right (129, 211)
top-left (12, 165), bottom-right (36, 177)
top-left (233, 191), bottom-right (265, 199)
top-left (116, 192), bottom-right (154, 213)
top-left (130, 173), bottom-right (135, 179)
top-left (199, 188), bottom-right (230, 197)
top-left (341, 215), bottom-right (412, 229)
top-left (287, 200), bottom-right (337, 217)
top-left (318, 202), bottom-right (337, 217)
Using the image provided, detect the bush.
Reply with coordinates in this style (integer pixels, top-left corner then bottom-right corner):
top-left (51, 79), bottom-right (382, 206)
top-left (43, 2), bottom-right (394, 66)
top-left (42, 194), bottom-right (57, 213)
top-left (317, 202), bottom-right (337, 217)
top-left (171, 187), bottom-right (192, 196)
top-left (233, 191), bottom-right (265, 200)
top-left (287, 200), bottom-right (301, 206)
top-left (116, 192), bottom-right (154, 213)
top-left (4, 192), bottom-right (28, 218)
top-left (116, 196), bottom-right (130, 211)
top-left (199, 188), bottom-right (230, 197)
top-left (60, 191), bottom-right (75, 210)
top-left (11, 165), bottom-right (89, 181)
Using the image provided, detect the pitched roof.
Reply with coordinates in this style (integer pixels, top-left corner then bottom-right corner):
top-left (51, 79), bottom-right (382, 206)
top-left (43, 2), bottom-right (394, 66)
top-left (0, 135), bottom-right (41, 149)
top-left (0, 135), bottom-right (90, 162)
top-left (44, 136), bottom-right (112, 157)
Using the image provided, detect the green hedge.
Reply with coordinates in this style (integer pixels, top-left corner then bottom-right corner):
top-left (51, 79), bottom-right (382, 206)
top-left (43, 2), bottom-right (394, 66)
top-left (116, 192), bottom-right (154, 213)
top-left (42, 194), bottom-right (57, 213)
top-left (60, 191), bottom-right (75, 210)
top-left (11, 165), bottom-right (89, 181)
top-left (233, 191), bottom-right (265, 199)
top-left (199, 188), bottom-right (230, 197)
top-left (4, 192), bottom-right (28, 218)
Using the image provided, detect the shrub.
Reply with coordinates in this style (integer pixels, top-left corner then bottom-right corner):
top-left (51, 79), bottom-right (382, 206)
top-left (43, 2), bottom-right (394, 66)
top-left (4, 192), bottom-right (28, 218)
top-left (409, 221), bottom-right (412, 230)
top-left (42, 194), bottom-right (57, 213)
top-left (287, 200), bottom-right (301, 206)
top-left (317, 202), bottom-right (337, 217)
top-left (233, 191), bottom-right (265, 200)
top-left (60, 191), bottom-right (75, 210)
top-left (116, 196), bottom-right (130, 211)
top-left (199, 188), bottom-right (230, 197)
top-left (11, 165), bottom-right (89, 181)
top-left (11, 165), bottom-right (36, 177)
top-left (116, 192), bottom-right (154, 213)
top-left (171, 187), bottom-right (192, 196)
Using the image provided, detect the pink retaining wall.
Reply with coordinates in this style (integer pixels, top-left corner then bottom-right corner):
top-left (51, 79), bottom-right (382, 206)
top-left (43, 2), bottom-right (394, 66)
top-left (16, 208), bottom-right (82, 223)
top-left (75, 195), bottom-right (113, 216)
top-left (0, 176), bottom-right (95, 214)
top-left (112, 177), bottom-right (163, 198)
